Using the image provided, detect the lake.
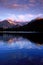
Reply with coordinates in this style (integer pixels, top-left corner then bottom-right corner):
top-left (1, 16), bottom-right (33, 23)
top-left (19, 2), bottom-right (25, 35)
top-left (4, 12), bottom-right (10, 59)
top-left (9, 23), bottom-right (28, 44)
top-left (0, 33), bottom-right (43, 65)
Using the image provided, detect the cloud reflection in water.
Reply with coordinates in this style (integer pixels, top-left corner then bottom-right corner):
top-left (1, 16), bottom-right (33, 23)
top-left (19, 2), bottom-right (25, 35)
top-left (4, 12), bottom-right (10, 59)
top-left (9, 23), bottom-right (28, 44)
top-left (0, 34), bottom-right (43, 50)
top-left (0, 34), bottom-right (43, 65)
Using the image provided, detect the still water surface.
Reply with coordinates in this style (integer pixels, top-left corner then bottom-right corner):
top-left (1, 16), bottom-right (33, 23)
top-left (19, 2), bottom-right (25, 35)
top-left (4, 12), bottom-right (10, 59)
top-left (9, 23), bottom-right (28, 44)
top-left (0, 34), bottom-right (43, 65)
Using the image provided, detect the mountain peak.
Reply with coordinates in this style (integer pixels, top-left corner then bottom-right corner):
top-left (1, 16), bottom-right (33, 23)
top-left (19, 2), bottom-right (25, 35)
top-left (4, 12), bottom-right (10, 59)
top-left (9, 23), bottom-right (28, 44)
top-left (5, 19), bottom-right (17, 25)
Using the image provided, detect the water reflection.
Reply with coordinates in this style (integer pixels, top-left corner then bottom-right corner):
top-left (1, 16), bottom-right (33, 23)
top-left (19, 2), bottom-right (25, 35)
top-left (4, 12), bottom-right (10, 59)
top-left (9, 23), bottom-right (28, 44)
top-left (0, 34), bottom-right (43, 65)
top-left (0, 34), bottom-right (43, 50)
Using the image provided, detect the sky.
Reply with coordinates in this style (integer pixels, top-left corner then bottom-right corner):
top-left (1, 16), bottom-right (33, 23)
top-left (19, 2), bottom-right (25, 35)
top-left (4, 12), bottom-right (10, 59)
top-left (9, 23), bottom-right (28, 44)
top-left (0, 0), bottom-right (43, 21)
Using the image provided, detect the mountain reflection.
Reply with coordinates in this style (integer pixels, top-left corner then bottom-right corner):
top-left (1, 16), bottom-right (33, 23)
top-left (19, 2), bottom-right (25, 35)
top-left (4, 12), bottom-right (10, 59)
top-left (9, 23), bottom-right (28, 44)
top-left (0, 34), bottom-right (43, 65)
top-left (0, 34), bottom-right (43, 49)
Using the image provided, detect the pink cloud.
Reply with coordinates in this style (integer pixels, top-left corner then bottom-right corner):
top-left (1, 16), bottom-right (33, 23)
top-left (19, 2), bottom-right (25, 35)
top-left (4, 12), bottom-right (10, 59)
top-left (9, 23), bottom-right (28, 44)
top-left (7, 13), bottom-right (43, 21)
top-left (4, 3), bottom-right (35, 10)
top-left (6, 4), bottom-right (28, 9)
top-left (1, 13), bottom-right (43, 21)
top-left (0, 0), bottom-right (43, 9)
top-left (29, 0), bottom-right (36, 3)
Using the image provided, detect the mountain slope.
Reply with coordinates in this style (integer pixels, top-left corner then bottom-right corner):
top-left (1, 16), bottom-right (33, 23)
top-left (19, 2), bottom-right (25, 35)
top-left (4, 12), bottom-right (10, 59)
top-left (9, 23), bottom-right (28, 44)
top-left (0, 18), bottom-right (43, 32)
top-left (0, 20), bottom-right (28, 29)
top-left (0, 20), bottom-right (16, 28)
top-left (5, 18), bottom-right (43, 32)
top-left (22, 18), bottom-right (43, 32)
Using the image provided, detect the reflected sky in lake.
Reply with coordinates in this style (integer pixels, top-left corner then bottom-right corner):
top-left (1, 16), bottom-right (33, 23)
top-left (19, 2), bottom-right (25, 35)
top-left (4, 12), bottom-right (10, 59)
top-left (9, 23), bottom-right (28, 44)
top-left (0, 34), bottom-right (43, 65)
top-left (0, 34), bottom-right (43, 50)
